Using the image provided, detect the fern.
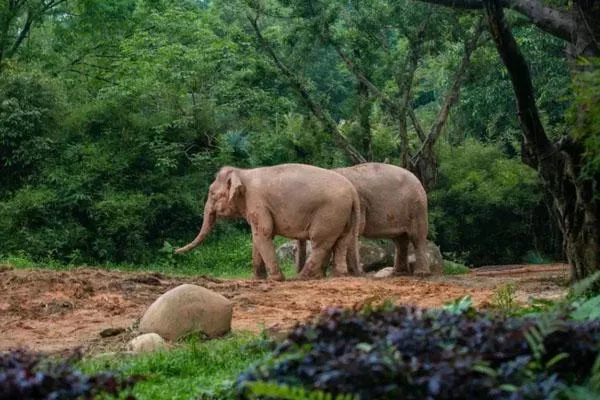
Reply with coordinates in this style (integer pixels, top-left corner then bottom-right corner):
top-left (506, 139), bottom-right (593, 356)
top-left (559, 353), bottom-right (600, 399)
top-left (523, 313), bottom-right (568, 370)
top-left (245, 381), bottom-right (358, 400)
top-left (568, 271), bottom-right (600, 300)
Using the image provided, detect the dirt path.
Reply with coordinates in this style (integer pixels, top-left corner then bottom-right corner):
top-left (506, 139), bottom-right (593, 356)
top-left (0, 264), bottom-right (570, 354)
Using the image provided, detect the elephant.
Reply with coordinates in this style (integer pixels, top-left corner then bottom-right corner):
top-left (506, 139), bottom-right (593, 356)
top-left (175, 164), bottom-right (361, 281)
top-left (296, 162), bottom-right (430, 276)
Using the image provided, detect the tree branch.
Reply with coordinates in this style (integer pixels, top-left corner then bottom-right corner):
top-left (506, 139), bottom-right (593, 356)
top-left (408, 107), bottom-right (427, 142)
top-left (412, 17), bottom-right (485, 164)
top-left (247, 13), bottom-right (366, 164)
top-left (7, 10), bottom-right (33, 58)
top-left (416, 0), bottom-right (576, 44)
top-left (482, 0), bottom-right (556, 170)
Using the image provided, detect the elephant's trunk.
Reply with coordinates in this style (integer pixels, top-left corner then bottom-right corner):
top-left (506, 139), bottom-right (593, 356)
top-left (175, 200), bottom-right (216, 254)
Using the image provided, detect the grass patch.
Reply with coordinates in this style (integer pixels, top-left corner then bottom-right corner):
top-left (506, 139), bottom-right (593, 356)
top-left (1, 231), bottom-right (297, 280)
top-left (81, 333), bottom-right (270, 400)
top-left (443, 260), bottom-right (470, 275)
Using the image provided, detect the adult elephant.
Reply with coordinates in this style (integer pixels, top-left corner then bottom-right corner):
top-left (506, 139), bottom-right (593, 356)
top-left (296, 163), bottom-right (430, 276)
top-left (175, 164), bottom-right (361, 281)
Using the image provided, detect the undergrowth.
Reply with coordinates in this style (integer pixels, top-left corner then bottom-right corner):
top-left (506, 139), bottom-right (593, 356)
top-left (0, 232), bottom-right (296, 279)
top-left (81, 333), bottom-right (271, 400)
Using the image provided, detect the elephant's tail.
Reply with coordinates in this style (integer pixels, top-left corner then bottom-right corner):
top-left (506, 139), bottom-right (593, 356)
top-left (348, 188), bottom-right (363, 275)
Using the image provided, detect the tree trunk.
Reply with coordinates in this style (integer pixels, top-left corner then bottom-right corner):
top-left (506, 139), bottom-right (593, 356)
top-left (482, 0), bottom-right (599, 284)
top-left (356, 80), bottom-right (373, 161)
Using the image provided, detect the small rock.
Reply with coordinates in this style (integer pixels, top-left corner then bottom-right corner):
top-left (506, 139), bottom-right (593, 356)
top-left (127, 333), bottom-right (166, 354)
top-left (373, 267), bottom-right (395, 279)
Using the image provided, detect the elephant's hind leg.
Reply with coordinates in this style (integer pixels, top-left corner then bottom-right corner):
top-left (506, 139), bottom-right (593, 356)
top-left (411, 237), bottom-right (431, 277)
top-left (298, 234), bottom-right (337, 280)
top-left (392, 234), bottom-right (411, 275)
top-left (331, 234), bottom-right (350, 277)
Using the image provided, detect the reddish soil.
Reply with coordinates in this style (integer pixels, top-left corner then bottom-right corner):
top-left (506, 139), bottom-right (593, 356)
top-left (0, 264), bottom-right (571, 355)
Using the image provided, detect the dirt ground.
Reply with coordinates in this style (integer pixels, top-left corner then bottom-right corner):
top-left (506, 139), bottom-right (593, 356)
top-left (0, 263), bottom-right (570, 355)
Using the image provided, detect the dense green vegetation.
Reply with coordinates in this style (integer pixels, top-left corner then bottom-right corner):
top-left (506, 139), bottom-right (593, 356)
top-left (0, 0), bottom-right (585, 269)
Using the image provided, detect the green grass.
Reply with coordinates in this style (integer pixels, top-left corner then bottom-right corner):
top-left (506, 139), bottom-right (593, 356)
top-left (81, 333), bottom-right (270, 400)
top-left (443, 260), bottom-right (471, 275)
top-left (1, 231), bottom-right (297, 279)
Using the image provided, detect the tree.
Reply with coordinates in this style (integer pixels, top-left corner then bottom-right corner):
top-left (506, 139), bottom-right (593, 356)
top-left (415, 0), bottom-right (599, 281)
top-left (0, 0), bottom-right (68, 73)
top-left (244, 0), bottom-right (486, 189)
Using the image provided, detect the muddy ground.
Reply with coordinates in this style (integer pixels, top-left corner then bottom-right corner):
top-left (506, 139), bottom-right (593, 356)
top-left (0, 264), bottom-right (570, 355)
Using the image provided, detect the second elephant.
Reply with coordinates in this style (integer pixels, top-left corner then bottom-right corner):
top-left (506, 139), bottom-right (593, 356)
top-left (296, 162), bottom-right (430, 276)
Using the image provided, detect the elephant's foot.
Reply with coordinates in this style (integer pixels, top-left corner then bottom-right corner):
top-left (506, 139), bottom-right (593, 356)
top-left (268, 272), bottom-right (285, 282)
top-left (413, 270), bottom-right (432, 278)
top-left (392, 264), bottom-right (412, 276)
top-left (252, 273), bottom-right (267, 281)
top-left (296, 269), bottom-right (324, 280)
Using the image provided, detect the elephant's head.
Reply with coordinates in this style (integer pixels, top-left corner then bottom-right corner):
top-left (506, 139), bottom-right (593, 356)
top-left (175, 167), bottom-right (245, 254)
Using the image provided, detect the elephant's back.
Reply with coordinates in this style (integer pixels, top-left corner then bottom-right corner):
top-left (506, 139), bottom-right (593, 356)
top-left (249, 163), bottom-right (356, 194)
top-left (335, 163), bottom-right (425, 201)
top-left (334, 163), bottom-right (427, 236)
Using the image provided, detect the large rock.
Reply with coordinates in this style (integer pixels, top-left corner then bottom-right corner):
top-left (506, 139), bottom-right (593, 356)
top-left (127, 333), bottom-right (167, 354)
top-left (358, 241), bottom-right (391, 271)
top-left (139, 284), bottom-right (233, 341)
top-left (408, 241), bottom-right (444, 275)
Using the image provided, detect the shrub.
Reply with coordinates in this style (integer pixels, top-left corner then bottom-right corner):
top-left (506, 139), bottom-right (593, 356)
top-left (235, 305), bottom-right (600, 399)
top-left (429, 140), bottom-right (547, 266)
top-left (0, 348), bottom-right (140, 399)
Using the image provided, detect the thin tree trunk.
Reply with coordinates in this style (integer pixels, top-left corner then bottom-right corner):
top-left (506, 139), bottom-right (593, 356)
top-left (356, 80), bottom-right (373, 161)
top-left (410, 18), bottom-right (485, 190)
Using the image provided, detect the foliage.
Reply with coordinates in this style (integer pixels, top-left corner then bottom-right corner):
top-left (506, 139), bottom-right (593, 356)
top-left (0, 348), bottom-right (140, 399)
top-left (235, 305), bottom-right (600, 399)
top-left (244, 381), bottom-right (357, 400)
top-left (492, 283), bottom-right (518, 315)
top-left (442, 260), bottom-right (470, 275)
top-left (429, 140), bottom-right (545, 266)
top-left (0, 0), bottom-right (576, 267)
top-left (569, 57), bottom-right (600, 180)
top-left (0, 72), bottom-right (59, 193)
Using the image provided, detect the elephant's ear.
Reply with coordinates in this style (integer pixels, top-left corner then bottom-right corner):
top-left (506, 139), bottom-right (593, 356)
top-left (228, 171), bottom-right (244, 203)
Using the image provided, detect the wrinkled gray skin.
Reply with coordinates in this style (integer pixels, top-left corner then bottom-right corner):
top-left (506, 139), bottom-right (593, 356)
top-left (296, 163), bottom-right (430, 276)
top-left (175, 164), bottom-right (361, 281)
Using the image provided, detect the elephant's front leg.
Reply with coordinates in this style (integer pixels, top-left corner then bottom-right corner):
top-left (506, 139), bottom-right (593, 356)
top-left (250, 216), bottom-right (285, 282)
top-left (251, 244), bottom-right (267, 280)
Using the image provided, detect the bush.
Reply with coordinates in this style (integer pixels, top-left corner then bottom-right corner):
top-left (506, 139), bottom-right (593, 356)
top-left (429, 140), bottom-right (547, 266)
top-left (0, 348), bottom-right (140, 399)
top-left (235, 305), bottom-right (600, 399)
